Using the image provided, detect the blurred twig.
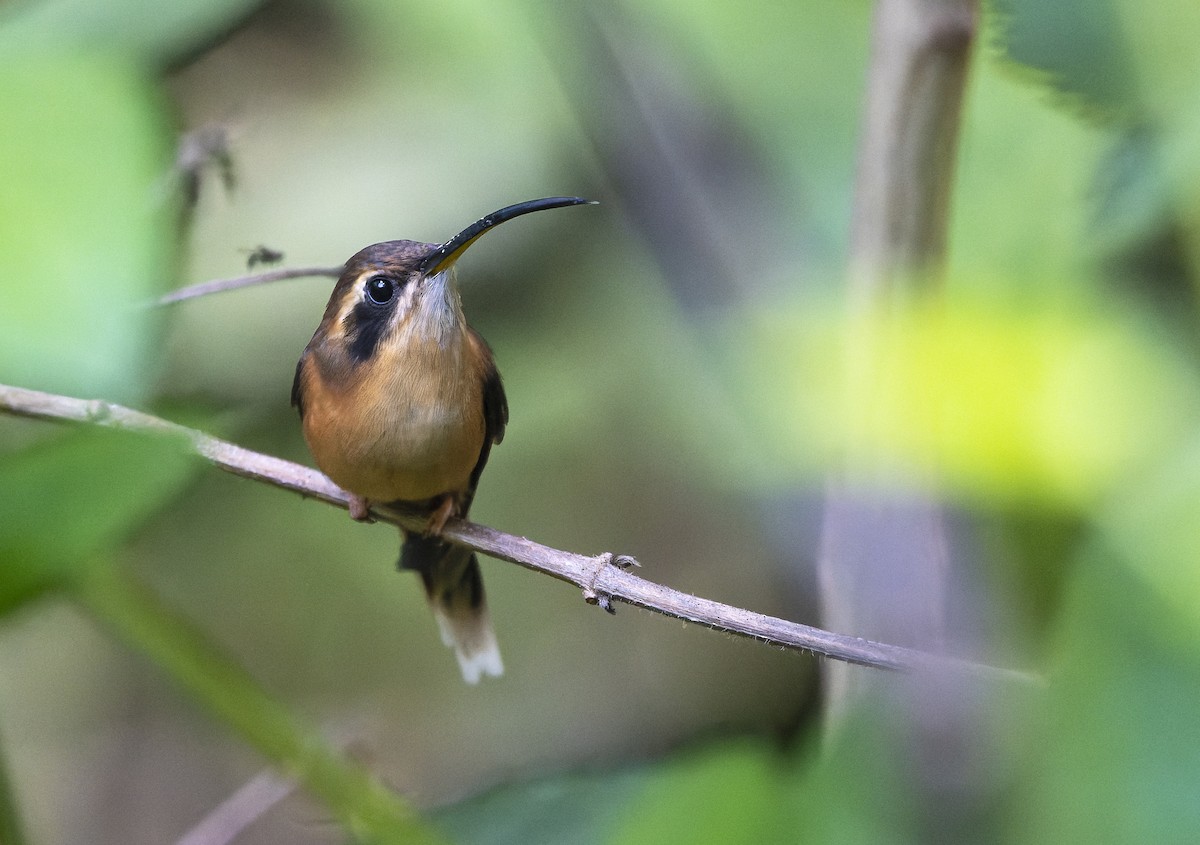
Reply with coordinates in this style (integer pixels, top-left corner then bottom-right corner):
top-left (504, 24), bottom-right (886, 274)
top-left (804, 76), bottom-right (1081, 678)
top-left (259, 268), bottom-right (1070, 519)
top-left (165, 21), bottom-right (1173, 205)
top-left (155, 266), bottom-right (343, 305)
top-left (0, 721), bottom-right (28, 845)
top-left (0, 382), bottom-right (1035, 686)
top-left (73, 563), bottom-right (444, 845)
top-left (175, 767), bottom-right (297, 845)
top-left (175, 723), bottom-right (364, 845)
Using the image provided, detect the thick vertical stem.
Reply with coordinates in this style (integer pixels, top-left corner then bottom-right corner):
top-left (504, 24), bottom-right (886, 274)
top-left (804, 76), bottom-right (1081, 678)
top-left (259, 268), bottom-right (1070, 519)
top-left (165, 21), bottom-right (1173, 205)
top-left (821, 0), bottom-right (978, 725)
top-left (848, 0), bottom-right (976, 294)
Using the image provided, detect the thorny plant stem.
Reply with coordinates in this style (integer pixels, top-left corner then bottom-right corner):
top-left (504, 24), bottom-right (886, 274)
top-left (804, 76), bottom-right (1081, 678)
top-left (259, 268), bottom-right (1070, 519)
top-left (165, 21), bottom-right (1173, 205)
top-left (0, 382), bottom-right (1037, 686)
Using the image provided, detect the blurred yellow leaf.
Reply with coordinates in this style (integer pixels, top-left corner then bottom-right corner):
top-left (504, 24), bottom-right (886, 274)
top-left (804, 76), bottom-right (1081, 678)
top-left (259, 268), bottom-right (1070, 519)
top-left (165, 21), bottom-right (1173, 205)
top-left (741, 295), bottom-right (1192, 509)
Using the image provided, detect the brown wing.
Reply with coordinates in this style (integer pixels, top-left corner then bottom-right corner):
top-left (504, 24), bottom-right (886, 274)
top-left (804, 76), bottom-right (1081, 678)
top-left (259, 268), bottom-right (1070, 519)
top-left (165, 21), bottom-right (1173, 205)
top-left (290, 355), bottom-right (307, 418)
top-left (465, 329), bottom-right (508, 503)
top-left (482, 358), bottom-right (508, 446)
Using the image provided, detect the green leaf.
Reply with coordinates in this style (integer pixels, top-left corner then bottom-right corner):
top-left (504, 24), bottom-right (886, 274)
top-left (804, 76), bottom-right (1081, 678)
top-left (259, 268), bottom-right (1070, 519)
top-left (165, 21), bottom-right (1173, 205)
top-left (1109, 1), bottom-right (1200, 277)
top-left (788, 708), bottom-right (917, 845)
top-left (435, 742), bottom-right (788, 845)
top-left (0, 427), bottom-right (198, 613)
top-left (0, 0), bottom-right (260, 68)
top-left (435, 766), bottom-right (650, 845)
top-left (1111, 0), bottom-right (1200, 131)
top-left (1013, 555), bottom-right (1200, 841)
top-left (1097, 438), bottom-right (1200, 648)
top-left (0, 52), bottom-right (169, 404)
top-left (990, 0), bottom-right (1135, 118)
top-left (609, 742), bottom-right (787, 845)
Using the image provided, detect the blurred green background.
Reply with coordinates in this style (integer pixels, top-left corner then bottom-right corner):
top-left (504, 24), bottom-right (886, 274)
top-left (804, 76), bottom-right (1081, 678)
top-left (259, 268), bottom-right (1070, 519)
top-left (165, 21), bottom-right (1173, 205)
top-left (4, 0), bottom-right (1200, 842)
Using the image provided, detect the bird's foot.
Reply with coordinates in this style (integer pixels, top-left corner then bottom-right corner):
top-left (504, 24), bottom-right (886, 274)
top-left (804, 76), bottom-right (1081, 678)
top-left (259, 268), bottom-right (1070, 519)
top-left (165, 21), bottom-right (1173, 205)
top-left (424, 496), bottom-right (458, 536)
top-left (348, 495), bottom-right (375, 523)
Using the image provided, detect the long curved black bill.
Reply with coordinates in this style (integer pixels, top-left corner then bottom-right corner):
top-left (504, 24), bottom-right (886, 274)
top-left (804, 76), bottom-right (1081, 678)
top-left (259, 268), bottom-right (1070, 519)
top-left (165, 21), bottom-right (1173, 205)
top-left (419, 196), bottom-right (597, 276)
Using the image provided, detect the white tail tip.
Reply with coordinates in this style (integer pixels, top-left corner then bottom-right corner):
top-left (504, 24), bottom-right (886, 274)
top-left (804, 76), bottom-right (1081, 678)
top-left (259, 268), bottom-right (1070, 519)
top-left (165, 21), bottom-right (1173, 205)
top-left (432, 606), bottom-right (504, 684)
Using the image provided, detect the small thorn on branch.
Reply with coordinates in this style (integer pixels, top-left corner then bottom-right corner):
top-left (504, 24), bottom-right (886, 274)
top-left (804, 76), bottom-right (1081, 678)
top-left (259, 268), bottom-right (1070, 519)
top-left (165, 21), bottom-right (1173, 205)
top-left (582, 552), bottom-right (638, 614)
top-left (582, 588), bottom-right (617, 615)
top-left (85, 400), bottom-right (112, 423)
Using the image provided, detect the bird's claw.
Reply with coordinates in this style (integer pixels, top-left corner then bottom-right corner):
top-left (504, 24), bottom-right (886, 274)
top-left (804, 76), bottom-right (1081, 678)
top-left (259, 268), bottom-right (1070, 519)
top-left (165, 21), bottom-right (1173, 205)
top-left (424, 496), bottom-right (457, 536)
top-left (349, 495), bottom-right (375, 523)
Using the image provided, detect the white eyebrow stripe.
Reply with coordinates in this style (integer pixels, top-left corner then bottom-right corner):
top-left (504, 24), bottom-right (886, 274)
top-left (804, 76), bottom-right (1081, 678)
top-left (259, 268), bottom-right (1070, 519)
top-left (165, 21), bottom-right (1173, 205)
top-left (330, 271), bottom-right (379, 330)
top-left (331, 270), bottom-right (421, 345)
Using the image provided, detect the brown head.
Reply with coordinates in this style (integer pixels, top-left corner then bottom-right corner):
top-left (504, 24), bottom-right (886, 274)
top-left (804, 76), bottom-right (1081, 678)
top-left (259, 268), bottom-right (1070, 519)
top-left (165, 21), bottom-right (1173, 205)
top-left (306, 196), bottom-right (597, 369)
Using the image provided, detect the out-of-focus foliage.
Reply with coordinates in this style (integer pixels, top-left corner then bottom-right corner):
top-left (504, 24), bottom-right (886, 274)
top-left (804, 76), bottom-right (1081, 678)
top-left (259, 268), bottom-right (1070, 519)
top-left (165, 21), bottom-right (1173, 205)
top-left (75, 565), bottom-right (442, 845)
top-left (1013, 556), bottom-right (1200, 842)
top-left (0, 1), bottom-right (444, 842)
top-left (434, 765), bottom-right (651, 845)
top-left (3, 0), bottom-right (1200, 843)
top-left (0, 0), bottom-right (260, 67)
top-left (0, 430), bottom-right (197, 612)
top-left (0, 53), bottom-right (167, 403)
top-left (990, 0), bottom-right (1134, 116)
top-left (738, 297), bottom-right (1196, 508)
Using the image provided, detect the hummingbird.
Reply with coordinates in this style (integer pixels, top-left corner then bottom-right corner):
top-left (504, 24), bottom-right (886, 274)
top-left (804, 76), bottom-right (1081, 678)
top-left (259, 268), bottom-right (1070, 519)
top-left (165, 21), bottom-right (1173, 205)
top-left (292, 197), bottom-right (594, 682)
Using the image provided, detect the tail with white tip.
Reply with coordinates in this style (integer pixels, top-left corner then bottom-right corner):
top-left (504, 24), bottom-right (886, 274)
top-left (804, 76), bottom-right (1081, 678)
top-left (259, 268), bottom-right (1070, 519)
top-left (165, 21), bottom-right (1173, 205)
top-left (399, 534), bottom-right (503, 684)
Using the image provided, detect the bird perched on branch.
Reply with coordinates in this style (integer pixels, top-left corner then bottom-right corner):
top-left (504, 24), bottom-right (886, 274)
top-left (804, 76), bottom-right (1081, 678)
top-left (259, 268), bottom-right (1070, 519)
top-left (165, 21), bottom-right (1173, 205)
top-left (292, 197), bottom-right (595, 682)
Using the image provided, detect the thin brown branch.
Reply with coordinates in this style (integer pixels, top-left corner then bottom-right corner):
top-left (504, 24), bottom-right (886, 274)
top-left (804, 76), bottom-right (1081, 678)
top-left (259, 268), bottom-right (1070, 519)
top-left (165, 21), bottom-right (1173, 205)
top-left (175, 767), bottom-right (296, 845)
top-left (156, 266), bottom-right (343, 306)
top-left (0, 382), bottom-right (1036, 685)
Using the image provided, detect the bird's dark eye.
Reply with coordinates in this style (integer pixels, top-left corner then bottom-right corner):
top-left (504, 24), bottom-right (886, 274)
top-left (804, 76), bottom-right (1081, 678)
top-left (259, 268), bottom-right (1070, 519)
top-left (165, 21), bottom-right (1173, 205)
top-left (366, 276), bottom-right (394, 304)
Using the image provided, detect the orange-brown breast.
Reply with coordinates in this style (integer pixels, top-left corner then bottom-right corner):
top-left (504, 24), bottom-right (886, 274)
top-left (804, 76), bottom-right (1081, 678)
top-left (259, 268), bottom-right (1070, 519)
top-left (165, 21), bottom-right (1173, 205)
top-left (299, 331), bottom-right (487, 504)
